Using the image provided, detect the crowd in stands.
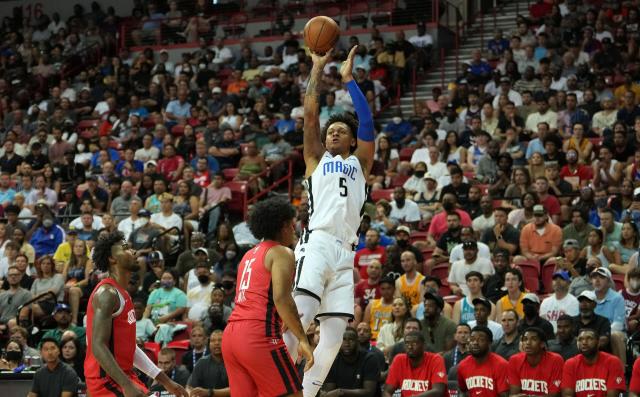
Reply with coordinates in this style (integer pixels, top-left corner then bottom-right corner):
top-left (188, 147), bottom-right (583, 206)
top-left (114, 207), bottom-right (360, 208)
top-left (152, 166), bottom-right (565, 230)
top-left (1, 0), bottom-right (640, 395)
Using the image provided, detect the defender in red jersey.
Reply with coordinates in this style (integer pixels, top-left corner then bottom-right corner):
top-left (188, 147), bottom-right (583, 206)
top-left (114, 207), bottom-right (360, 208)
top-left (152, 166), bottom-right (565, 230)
top-left (508, 327), bottom-right (564, 397)
top-left (383, 331), bottom-right (447, 397)
top-left (222, 198), bottom-right (314, 397)
top-left (457, 326), bottom-right (509, 397)
top-left (561, 328), bottom-right (625, 397)
top-left (85, 231), bottom-right (188, 397)
top-left (630, 357), bottom-right (640, 397)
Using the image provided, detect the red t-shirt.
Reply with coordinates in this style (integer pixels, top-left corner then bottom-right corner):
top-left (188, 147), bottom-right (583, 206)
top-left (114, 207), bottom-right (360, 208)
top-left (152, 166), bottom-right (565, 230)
top-left (386, 352), bottom-right (447, 397)
top-left (428, 209), bottom-right (472, 242)
top-left (354, 279), bottom-right (381, 309)
top-left (158, 156), bottom-right (185, 181)
top-left (457, 353), bottom-right (509, 397)
top-left (561, 352), bottom-right (626, 397)
top-left (540, 194), bottom-right (561, 216)
top-left (630, 357), bottom-right (640, 393)
top-left (560, 165), bottom-right (592, 186)
top-left (354, 246), bottom-right (387, 279)
top-left (508, 351), bottom-right (564, 396)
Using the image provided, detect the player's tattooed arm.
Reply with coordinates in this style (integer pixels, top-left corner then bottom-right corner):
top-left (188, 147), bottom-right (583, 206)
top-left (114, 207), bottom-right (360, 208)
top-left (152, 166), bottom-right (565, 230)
top-left (303, 50), bottom-right (333, 174)
top-left (91, 286), bottom-right (143, 395)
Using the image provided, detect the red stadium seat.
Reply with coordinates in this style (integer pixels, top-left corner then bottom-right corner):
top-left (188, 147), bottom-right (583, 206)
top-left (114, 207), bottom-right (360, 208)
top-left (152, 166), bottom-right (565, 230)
top-left (540, 262), bottom-right (556, 294)
top-left (399, 147), bottom-right (415, 162)
top-left (167, 339), bottom-right (190, 366)
top-left (390, 174), bottom-right (409, 188)
top-left (371, 0), bottom-right (395, 26)
top-left (223, 168), bottom-right (239, 181)
top-left (171, 124), bottom-right (185, 137)
top-left (225, 181), bottom-right (248, 215)
top-left (347, 1), bottom-right (370, 28)
top-left (222, 12), bottom-right (249, 37)
top-left (410, 231), bottom-right (428, 244)
top-left (516, 260), bottom-right (541, 292)
top-left (612, 274), bottom-right (625, 291)
top-left (144, 342), bottom-right (161, 364)
top-left (371, 188), bottom-right (393, 202)
top-left (430, 263), bottom-right (449, 283)
top-left (171, 322), bottom-right (193, 341)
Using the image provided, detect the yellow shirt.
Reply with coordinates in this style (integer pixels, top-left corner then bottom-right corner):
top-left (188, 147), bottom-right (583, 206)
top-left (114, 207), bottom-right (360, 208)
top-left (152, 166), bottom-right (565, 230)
top-left (369, 299), bottom-right (393, 340)
top-left (53, 242), bottom-right (71, 264)
top-left (399, 273), bottom-right (425, 306)
top-left (499, 292), bottom-right (526, 318)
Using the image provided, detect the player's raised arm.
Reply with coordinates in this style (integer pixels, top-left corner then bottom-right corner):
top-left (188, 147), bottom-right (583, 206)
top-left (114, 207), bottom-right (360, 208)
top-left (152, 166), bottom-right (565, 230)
top-left (341, 45), bottom-right (375, 176)
top-left (304, 50), bottom-right (333, 175)
top-left (91, 286), bottom-right (145, 397)
top-left (269, 245), bottom-right (315, 371)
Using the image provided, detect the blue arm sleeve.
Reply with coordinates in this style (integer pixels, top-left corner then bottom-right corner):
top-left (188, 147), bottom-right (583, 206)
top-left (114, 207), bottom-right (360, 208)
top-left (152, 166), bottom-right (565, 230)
top-left (346, 80), bottom-right (375, 142)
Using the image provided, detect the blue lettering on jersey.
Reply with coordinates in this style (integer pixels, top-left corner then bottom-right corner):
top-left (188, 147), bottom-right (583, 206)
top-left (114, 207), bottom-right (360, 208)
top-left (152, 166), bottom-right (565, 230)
top-left (322, 160), bottom-right (358, 181)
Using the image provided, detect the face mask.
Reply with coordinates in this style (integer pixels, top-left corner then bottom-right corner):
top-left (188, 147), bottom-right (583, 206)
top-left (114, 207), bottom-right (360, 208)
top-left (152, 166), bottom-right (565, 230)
top-left (225, 251), bottom-right (236, 260)
top-left (108, 115), bottom-right (117, 123)
top-left (392, 117), bottom-right (402, 125)
top-left (77, 144), bottom-right (85, 152)
top-left (43, 219), bottom-right (53, 228)
top-left (161, 281), bottom-right (174, 289)
top-left (443, 201), bottom-right (455, 212)
top-left (631, 280), bottom-right (640, 290)
top-left (6, 350), bottom-right (22, 362)
top-left (396, 239), bottom-right (408, 248)
top-left (415, 170), bottom-right (426, 178)
top-left (222, 281), bottom-right (234, 290)
top-left (523, 304), bottom-right (538, 318)
top-left (197, 275), bottom-right (210, 284)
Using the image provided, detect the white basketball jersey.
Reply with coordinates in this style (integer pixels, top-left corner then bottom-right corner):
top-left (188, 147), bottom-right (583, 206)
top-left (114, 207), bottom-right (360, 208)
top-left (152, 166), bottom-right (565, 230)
top-left (305, 152), bottom-right (366, 244)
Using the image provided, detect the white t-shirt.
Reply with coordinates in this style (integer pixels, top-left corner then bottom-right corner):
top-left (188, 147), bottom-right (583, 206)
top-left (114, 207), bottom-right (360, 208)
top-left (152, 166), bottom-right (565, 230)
top-left (409, 33), bottom-right (433, 48)
top-left (540, 293), bottom-right (579, 332)
top-left (212, 46), bottom-right (233, 64)
top-left (449, 242), bottom-right (491, 263)
top-left (472, 214), bottom-right (496, 235)
top-left (467, 320), bottom-right (503, 341)
top-left (187, 282), bottom-right (214, 321)
top-left (69, 215), bottom-right (104, 231)
top-left (118, 217), bottom-right (148, 241)
top-left (390, 199), bottom-right (421, 223)
top-left (448, 258), bottom-right (495, 297)
top-left (150, 212), bottom-right (182, 231)
top-left (135, 147), bottom-right (160, 162)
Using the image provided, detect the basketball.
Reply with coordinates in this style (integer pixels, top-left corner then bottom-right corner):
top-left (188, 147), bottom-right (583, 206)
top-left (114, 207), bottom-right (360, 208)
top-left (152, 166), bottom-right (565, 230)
top-left (303, 16), bottom-right (340, 55)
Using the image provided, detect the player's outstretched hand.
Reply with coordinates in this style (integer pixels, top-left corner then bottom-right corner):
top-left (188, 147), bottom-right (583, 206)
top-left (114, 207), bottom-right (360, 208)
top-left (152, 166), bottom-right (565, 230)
top-left (340, 45), bottom-right (358, 83)
top-left (310, 48), bottom-right (333, 71)
top-left (164, 380), bottom-right (190, 397)
top-left (299, 340), bottom-right (315, 372)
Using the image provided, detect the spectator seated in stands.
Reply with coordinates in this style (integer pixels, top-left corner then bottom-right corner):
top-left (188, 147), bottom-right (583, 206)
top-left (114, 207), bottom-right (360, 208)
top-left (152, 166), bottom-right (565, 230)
top-left (40, 303), bottom-right (86, 348)
top-left (186, 329), bottom-right (229, 396)
top-left (60, 337), bottom-right (85, 382)
top-left (149, 348), bottom-right (190, 392)
top-left (0, 265), bottom-right (32, 333)
top-left (30, 337), bottom-right (79, 397)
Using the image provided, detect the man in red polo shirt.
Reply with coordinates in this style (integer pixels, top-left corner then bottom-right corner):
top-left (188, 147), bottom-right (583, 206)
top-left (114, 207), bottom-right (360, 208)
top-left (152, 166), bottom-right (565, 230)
top-left (354, 228), bottom-right (387, 280)
top-left (508, 327), bottom-right (564, 396)
top-left (457, 326), bottom-right (509, 397)
top-left (561, 328), bottom-right (625, 397)
top-left (383, 331), bottom-right (446, 397)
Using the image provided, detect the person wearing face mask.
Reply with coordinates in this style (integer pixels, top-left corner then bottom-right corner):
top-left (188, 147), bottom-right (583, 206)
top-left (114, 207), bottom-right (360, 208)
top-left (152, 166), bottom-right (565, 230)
top-left (516, 294), bottom-right (555, 341)
top-left (402, 162), bottom-right (429, 196)
top-left (383, 109), bottom-right (414, 146)
top-left (144, 269), bottom-right (188, 325)
top-left (29, 210), bottom-right (64, 258)
top-left (186, 261), bottom-right (214, 322)
top-left (219, 270), bottom-right (237, 308)
top-left (0, 340), bottom-right (25, 372)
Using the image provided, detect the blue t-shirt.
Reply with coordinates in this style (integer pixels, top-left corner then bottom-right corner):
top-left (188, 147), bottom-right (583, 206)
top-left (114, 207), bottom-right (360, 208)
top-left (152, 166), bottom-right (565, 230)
top-left (147, 287), bottom-right (188, 323)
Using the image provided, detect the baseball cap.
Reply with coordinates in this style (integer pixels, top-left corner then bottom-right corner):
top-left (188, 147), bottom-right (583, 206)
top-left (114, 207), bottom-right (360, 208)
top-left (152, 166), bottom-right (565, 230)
top-left (160, 49), bottom-right (168, 54)
top-left (552, 270), bottom-right (571, 281)
top-left (53, 303), bottom-right (71, 314)
top-left (423, 172), bottom-right (436, 182)
top-left (563, 239), bottom-right (580, 249)
top-left (396, 225), bottom-right (411, 235)
top-left (462, 240), bottom-right (478, 250)
top-left (139, 209), bottom-right (151, 218)
top-left (472, 297), bottom-right (492, 310)
top-left (522, 293), bottom-right (540, 305)
top-left (634, 187), bottom-right (640, 198)
top-left (148, 251), bottom-right (164, 262)
top-left (194, 247), bottom-right (209, 257)
top-left (532, 205), bottom-right (546, 215)
top-left (66, 228), bottom-right (78, 235)
top-left (590, 267), bottom-right (612, 280)
top-left (212, 87), bottom-right (222, 94)
top-left (577, 290), bottom-right (596, 302)
top-left (499, 76), bottom-right (511, 84)
top-left (145, 160), bottom-right (157, 168)
top-left (423, 291), bottom-right (444, 309)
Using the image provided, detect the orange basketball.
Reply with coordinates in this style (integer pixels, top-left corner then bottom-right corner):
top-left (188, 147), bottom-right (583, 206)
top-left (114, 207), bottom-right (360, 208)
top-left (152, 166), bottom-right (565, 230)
top-left (303, 16), bottom-right (340, 55)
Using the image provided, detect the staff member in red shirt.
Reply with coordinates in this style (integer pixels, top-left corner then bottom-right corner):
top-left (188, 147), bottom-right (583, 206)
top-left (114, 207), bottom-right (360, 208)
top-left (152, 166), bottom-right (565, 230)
top-left (383, 331), bottom-right (447, 397)
top-left (508, 327), bottom-right (564, 397)
top-left (457, 326), bottom-right (509, 397)
top-left (561, 328), bottom-right (625, 397)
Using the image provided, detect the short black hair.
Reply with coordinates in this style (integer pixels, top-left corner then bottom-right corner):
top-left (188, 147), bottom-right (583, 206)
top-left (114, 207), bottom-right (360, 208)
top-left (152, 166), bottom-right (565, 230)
top-left (40, 337), bottom-right (60, 350)
top-left (422, 276), bottom-right (442, 288)
top-left (522, 326), bottom-right (547, 342)
top-left (471, 325), bottom-right (493, 341)
top-left (379, 275), bottom-right (396, 286)
top-left (405, 317), bottom-right (423, 330)
top-left (405, 330), bottom-right (425, 343)
top-left (465, 271), bottom-right (484, 282)
top-left (557, 314), bottom-right (573, 324)
top-left (248, 197), bottom-right (296, 240)
top-left (321, 112), bottom-right (359, 152)
top-left (578, 328), bottom-right (599, 339)
top-left (93, 230), bottom-right (126, 272)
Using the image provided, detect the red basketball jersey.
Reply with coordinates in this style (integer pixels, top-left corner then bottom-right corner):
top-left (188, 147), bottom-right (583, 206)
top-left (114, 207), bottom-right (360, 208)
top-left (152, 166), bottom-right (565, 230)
top-left (561, 352), bottom-right (626, 397)
top-left (508, 351), bottom-right (564, 396)
top-left (228, 241), bottom-right (282, 337)
top-left (85, 277), bottom-right (138, 380)
top-left (457, 352), bottom-right (509, 397)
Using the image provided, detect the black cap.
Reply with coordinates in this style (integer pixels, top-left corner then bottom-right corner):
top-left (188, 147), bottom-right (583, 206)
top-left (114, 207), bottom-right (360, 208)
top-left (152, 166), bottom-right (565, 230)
top-left (423, 291), bottom-right (444, 309)
top-left (462, 240), bottom-right (478, 250)
top-left (471, 325), bottom-right (493, 341)
top-left (4, 204), bottom-right (19, 214)
top-left (472, 297), bottom-right (492, 310)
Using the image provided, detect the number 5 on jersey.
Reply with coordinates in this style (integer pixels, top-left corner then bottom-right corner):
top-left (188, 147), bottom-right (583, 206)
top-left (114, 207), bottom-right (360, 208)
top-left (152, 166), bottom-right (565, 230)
top-left (339, 177), bottom-right (348, 197)
top-left (237, 258), bottom-right (255, 303)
